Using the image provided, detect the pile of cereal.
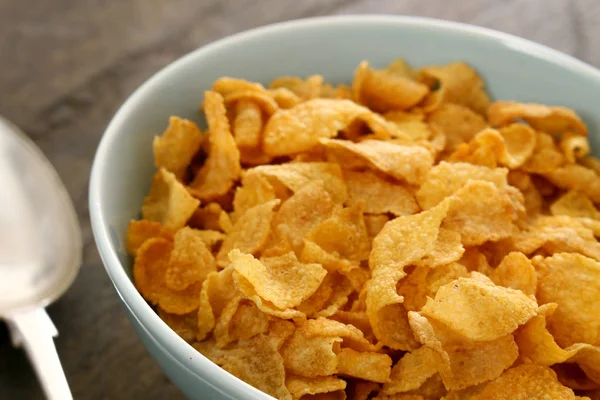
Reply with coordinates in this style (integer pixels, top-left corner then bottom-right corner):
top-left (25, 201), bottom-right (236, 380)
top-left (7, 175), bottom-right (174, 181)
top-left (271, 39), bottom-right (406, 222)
top-left (127, 58), bottom-right (600, 400)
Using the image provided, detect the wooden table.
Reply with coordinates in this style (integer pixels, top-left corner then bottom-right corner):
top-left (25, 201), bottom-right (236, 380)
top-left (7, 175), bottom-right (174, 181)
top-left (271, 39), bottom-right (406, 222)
top-left (0, 1), bottom-right (598, 398)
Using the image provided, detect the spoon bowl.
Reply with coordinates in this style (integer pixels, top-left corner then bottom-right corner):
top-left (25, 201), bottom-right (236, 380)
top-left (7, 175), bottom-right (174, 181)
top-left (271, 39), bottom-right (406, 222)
top-left (0, 116), bottom-right (82, 400)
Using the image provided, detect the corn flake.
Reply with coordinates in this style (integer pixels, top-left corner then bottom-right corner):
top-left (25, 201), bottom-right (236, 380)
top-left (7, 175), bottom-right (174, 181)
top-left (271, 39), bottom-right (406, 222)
top-left (344, 170), bottom-right (419, 216)
top-left (448, 129), bottom-right (503, 168)
top-left (307, 203), bottom-right (371, 262)
top-left (286, 375), bottom-right (347, 400)
top-left (552, 363), bottom-right (600, 391)
top-left (367, 201), bottom-right (463, 349)
top-left (398, 263), bottom-right (469, 312)
top-left (315, 275), bottom-right (355, 318)
top-left (521, 131), bottom-right (566, 174)
top-left (544, 164), bottom-right (600, 203)
top-left (188, 202), bottom-right (230, 232)
top-left (133, 238), bottom-right (202, 314)
top-left (271, 180), bottom-right (335, 253)
top-left (407, 374), bottom-right (448, 399)
top-left (126, 219), bottom-right (173, 256)
top-left (560, 132), bottom-right (590, 163)
top-left (408, 312), bottom-right (519, 391)
top-left (514, 304), bottom-right (581, 366)
top-left (188, 91), bottom-right (241, 200)
top-left (534, 253), bottom-right (600, 347)
top-left (321, 138), bottom-right (433, 184)
top-left (373, 395), bottom-right (425, 400)
top-left (232, 272), bottom-right (305, 320)
top-left (153, 116), bottom-right (204, 180)
top-left (269, 88), bottom-right (303, 109)
top-left (440, 333), bottom-right (519, 391)
top-left (229, 250), bottom-right (327, 309)
top-left (232, 99), bottom-right (263, 148)
top-left (353, 60), bottom-right (429, 112)
top-left (381, 346), bottom-right (439, 395)
top-left (193, 229), bottom-right (226, 248)
top-left (420, 274), bottom-right (537, 341)
top-left (471, 364), bottom-right (577, 400)
top-left (196, 267), bottom-right (236, 340)
top-left (141, 168), bottom-right (200, 231)
top-left (213, 297), bottom-right (270, 348)
top-left (551, 190), bottom-right (600, 220)
top-left (157, 308), bottom-right (197, 343)
top-left (281, 326), bottom-right (341, 378)
top-left (352, 60), bottom-right (370, 104)
top-left (269, 75), bottom-right (323, 101)
top-left (320, 82), bottom-right (353, 100)
top-left (251, 162), bottom-right (348, 204)
top-left (511, 216), bottom-right (600, 261)
top-left (487, 101), bottom-right (587, 136)
top-left (364, 214), bottom-right (390, 238)
top-left (384, 111), bottom-right (431, 141)
top-left (581, 155), bottom-right (600, 175)
top-left (497, 123), bottom-right (537, 168)
top-left (224, 90), bottom-right (279, 116)
top-left (300, 241), bottom-right (356, 275)
top-left (448, 126), bottom-right (535, 170)
top-left (303, 317), bottom-right (378, 352)
top-left (263, 99), bottom-right (406, 156)
top-left (418, 62), bottom-right (490, 115)
top-left (489, 252), bottom-right (536, 297)
top-left (216, 199), bottom-right (280, 267)
top-left (212, 77), bottom-right (265, 97)
top-left (296, 273), bottom-right (338, 317)
top-left (345, 381), bottom-right (380, 400)
top-left (165, 227), bottom-right (216, 290)
top-left (416, 162), bottom-right (508, 210)
top-left (336, 348), bottom-right (392, 383)
top-left (428, 103), bottom-right (488, 151)
top-left (195, 335), bottom-right (292, 400)
top-left (232, 171), bottom-right (277, 220)
top-left (443, 180), bottom-right (522, 246)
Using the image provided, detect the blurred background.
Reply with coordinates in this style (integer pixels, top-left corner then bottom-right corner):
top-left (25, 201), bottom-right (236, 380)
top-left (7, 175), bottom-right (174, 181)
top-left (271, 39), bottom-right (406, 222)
top-left (0, 0), bottom-right (598, 398)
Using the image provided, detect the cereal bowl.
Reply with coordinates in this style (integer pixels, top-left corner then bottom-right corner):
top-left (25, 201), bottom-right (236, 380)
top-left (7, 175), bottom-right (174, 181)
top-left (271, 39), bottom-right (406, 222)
top-left (89, 15), bottom-right (600, 400)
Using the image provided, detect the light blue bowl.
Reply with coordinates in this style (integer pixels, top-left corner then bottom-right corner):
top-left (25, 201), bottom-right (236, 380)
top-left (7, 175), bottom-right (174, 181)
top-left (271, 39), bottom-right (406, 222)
top-left (89, 15), bottom-right (600, 400)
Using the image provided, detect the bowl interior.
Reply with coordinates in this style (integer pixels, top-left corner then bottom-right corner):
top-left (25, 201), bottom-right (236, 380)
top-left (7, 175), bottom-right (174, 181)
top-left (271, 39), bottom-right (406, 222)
top-left (90, 14), bottom-right (600, 395)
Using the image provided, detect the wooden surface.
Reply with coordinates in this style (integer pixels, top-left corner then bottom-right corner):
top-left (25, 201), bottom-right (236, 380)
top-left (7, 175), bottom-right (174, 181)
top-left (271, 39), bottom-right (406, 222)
top-left (0, 0), bottom-right (599, 398)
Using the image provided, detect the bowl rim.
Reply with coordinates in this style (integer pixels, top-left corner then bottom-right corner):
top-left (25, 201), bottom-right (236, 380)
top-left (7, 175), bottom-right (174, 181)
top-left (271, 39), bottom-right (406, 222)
top-left (89, 14), bottom-right (600, 398)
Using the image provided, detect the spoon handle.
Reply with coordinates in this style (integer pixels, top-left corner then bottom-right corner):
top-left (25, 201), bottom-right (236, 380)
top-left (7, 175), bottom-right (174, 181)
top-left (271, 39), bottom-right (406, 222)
top-left (7, 308), bottom-right (73, 400)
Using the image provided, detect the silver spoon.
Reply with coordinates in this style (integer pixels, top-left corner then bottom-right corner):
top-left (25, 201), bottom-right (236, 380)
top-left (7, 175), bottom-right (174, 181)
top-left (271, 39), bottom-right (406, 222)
top-left (0, 116), bottom-right (82, 400)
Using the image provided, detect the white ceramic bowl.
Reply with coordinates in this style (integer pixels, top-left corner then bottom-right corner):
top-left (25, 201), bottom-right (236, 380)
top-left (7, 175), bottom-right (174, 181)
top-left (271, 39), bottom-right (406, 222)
top-left (89, 15), bottom-right (600, 400)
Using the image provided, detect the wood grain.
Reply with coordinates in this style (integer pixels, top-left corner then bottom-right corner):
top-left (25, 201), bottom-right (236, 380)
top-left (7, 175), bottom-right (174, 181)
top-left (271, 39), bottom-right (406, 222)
top-left (0, 0), bottom-right (598, 398)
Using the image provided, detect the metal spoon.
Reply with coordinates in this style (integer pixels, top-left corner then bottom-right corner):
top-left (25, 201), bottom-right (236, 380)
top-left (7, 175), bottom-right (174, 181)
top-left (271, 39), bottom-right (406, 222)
top-left (0, 116), bottom-right (82, 400)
